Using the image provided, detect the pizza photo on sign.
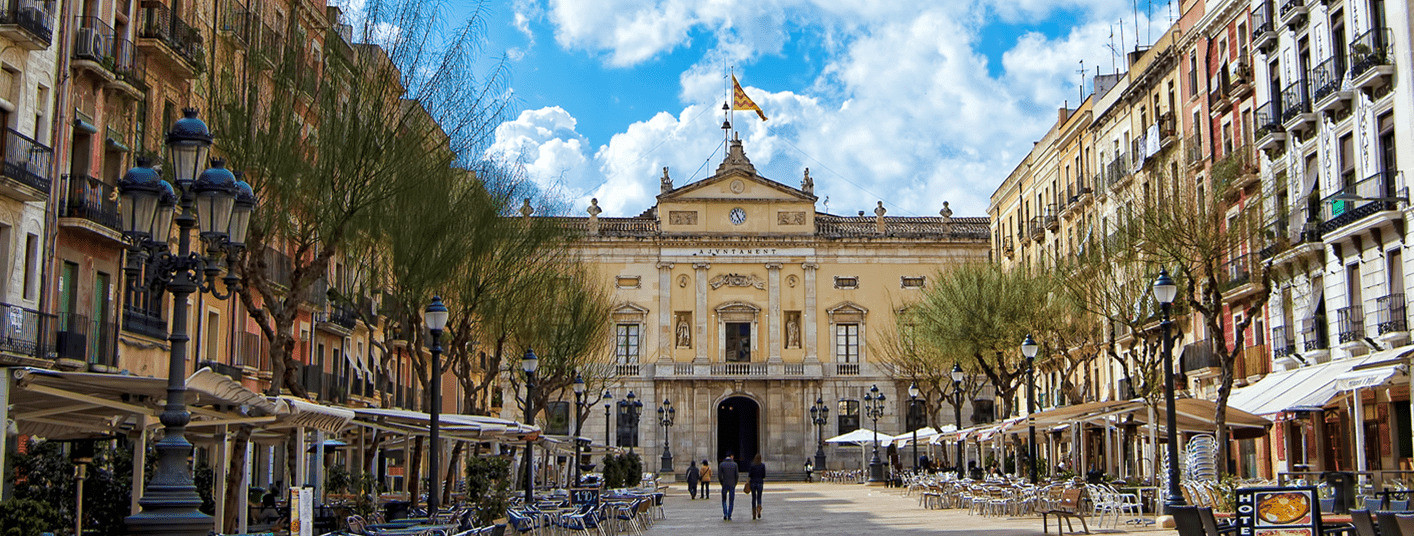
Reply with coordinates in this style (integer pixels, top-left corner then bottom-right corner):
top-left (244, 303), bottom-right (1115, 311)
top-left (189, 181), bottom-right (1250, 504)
top-left (1254, 529), bottom-right (1315, 536)
top-left (1256, 492), bottom-right (1312, 526)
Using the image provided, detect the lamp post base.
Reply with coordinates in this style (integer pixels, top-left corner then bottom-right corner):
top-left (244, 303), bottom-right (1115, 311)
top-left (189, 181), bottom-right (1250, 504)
top-left (814, 451), bottom-right (826, 476)
top-left (661, 452), bottom-right (674, 473)
top-left (125, 505), bottom-right (213, 536)
top-left (867, 459), bottom-right (885, 483)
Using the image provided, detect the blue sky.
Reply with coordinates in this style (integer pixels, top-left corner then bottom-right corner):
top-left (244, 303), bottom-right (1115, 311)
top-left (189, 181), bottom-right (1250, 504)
top-left (460, 0), bottom-right (1176, 217)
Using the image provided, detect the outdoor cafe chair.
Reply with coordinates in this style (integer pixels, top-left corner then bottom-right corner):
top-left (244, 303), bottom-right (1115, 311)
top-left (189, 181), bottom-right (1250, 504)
top-left (1172, 506), bottom-right (1206, 536)
top-left (1349, 510), bottom-right (1378, 536)
top-left (1377, 511), bottom-right (1405, 536)
top-left (1199, 507), bottom-right (1238, 536)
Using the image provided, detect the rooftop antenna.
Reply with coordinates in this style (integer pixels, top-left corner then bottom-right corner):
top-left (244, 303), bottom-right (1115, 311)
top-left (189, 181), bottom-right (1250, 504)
top-left (1132, 0), bottom-right (1139, 51)
top-left (1077, 59), bottom-right (1087, 100)
top-left (1106, 25), bottom-right (1121, 72)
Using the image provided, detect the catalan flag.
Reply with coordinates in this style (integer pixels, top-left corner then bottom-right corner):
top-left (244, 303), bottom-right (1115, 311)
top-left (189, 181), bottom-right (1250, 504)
top-left (732, 75), bottom-right (768, 121)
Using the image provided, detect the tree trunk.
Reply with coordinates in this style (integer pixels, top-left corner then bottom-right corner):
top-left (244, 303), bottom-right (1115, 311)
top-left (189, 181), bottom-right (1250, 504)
top-left (408, 436), bottom-right (424, 510)
top-left (221, 426), bottom-right (253, 533)
top-left (442, 442), bottom-right (463, 505)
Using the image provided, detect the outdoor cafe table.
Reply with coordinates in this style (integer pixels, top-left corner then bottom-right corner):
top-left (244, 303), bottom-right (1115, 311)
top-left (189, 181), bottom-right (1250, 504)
top-left (368, 523), bottom-right (460, 536)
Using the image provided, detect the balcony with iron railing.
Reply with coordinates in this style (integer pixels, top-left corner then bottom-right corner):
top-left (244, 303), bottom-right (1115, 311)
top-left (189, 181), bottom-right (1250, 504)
top-left (1277, 0), bottom-right (1306, 26)
top-left (1272, 325), bottom-right (1296, 357)
top-left (1252, 1), bottom-right (1276, 51)
top-left (53, 312), bottom-right (118, 368)
top-left (138, 1), bottom-right (205, 76)
top-left (1336, 305), bottom-right (1365, 344)
top-left (1374, 293), bottom-right (1407, 336)
top-left (122, 304), bottom-right (166, 340)
top-left (60, 174), bottom-right (122, 239)
top-left (1280, 79), bottom-right (1312, 129)
top-left (1222, 253), bottom-right (1252, 294)
top-left (221, 2), bottom-right (251, 46)
top-left (1320, 170), bottom-right (1401, 234)
top-left (1028, 216), bottom-right (1045, 242)
top-left (1310, 56), bottom-right (1348, 109)
top-left (111, 38), bottom-right (147, 92)
top-left (0, 127), bottom-right (51, 200)
top-left (0, 0), bottom-right (53, 49)
top-left (0, 301), bottom-right (54, 360)
top-left (254, 21), bottom-right (285, 67)
top-left (1186, 133), bottom-right (1204, 166)
top-left (1209, 68), bottom-right (1232, 107)
top-left (1301, 315), bottom-right (1329, 352)
top-left (72, 16), bottom-right (114, 75)
top-left (1255, 101), bottom-right (1285, 150)
top-left (1043, 203), bottom-right (1059, 230)
top-left (1107, 153), bottom-right (1132, 191)
top-left (1349, 28), bottom-right (1393, 89)
top-left (1001, 236), bottom-right (1014, 257)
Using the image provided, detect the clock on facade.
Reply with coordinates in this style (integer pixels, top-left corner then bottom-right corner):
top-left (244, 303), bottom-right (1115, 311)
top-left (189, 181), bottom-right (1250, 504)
top-left (730, 207), bottom-right (746, 225)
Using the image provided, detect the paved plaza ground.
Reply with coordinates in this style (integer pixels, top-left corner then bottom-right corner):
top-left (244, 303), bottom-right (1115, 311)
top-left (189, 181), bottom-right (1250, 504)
top-left (651, 482), bottom-right (1182, 535)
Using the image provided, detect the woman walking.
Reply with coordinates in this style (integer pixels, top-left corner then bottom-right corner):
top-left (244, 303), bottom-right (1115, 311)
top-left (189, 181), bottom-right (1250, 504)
top-left (699, 460), bottom-right (712, 499)
top-left (748, 453), bottom-right (766, 520)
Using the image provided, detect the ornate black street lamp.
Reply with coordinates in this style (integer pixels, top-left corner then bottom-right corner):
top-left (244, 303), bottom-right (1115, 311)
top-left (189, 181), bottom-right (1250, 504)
top-left (619, 390), bottom-right (643, 453)
top-left (809, 397), bottom-right (829, 472)
top-left (1021, 334), bottom-right (1039, 484)
top-left (602, 389), bottom-right (613, 447)
top-left (521, 348), bottom-right (539, 504)
top-left (121, 109), bottom-right (255, 536)
top-left (657, 398), bottom-right (675, 472)
top-left (907, 383), bottom-right (920, 474)
top-left (573, 374), bottom-right (586, 485)
top-left (425, 297), bottom-right (448, 514)
top-left (863, 385), bottom-right (887, 483)
top-left (950, 364), bottom-right (965, 476)
top-left (1154, 269), bottom-right (1185, 513)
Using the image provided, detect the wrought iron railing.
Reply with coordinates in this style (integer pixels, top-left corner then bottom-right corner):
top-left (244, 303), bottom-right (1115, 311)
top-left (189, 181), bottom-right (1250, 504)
top-left (1301, 316), bottom-right (1328, 351)
top-left (1310, 56), bottom-right (1344, 103)
top-left (112, 37), bottom-right (146, 87)
top-left (1337, 305), bottom-right (1365, 344)
top-left (1272, 325), bottom-right (1295, 357)
top-left (0, 301), bottom-right (54, 358)
top-left (1, 127), bottom-right (51, 192)
top-left (1375, 293), bottom-right (1407, 335)
top-left (0, 0), bottom-right (53, 45)
top-left (139, 1), bottom-right (205, 71)
top-left (1223, 254), bottom-right (1252, 291)
top-left (1321, 170), bottom-right (1400, 233)
top-left (1256, 101), bottom-right (1283, 140)
top-left (1252, 1), bottom-right (1274, 41)
top-left (73, 16), bottom-right (113, 64)
top-left (122, 304), bottom-right (166, 339)
top-left (53, 312), bottom-right (117, 366)
top-left (62, 174), bottom-right (121, 232)
top-left (1350, 28), bottom-right (1392, 79)
top-left (1280, 80), bottom-right (1310, 122)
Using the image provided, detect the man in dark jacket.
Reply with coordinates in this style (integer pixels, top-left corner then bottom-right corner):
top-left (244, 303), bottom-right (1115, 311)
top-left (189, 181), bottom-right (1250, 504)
top-left (719, 454), bottom-right (740, 520)
top-left (686, 462), bottom-right (701, 499)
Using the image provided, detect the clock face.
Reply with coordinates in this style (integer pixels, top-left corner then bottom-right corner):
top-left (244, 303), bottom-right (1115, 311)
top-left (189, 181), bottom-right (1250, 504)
top-left (730, 207), bottom-right (746, 225)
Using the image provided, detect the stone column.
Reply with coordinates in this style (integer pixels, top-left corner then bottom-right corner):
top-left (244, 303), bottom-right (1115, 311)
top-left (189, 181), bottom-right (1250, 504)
top-left (657, 262), bottom-right (674, 364)
top-left (694, 263), bottom-right (710, 363)
top-left (803, 263), bottom-right (819, 364)
top-left (767, 263), bottom-right (782, 363)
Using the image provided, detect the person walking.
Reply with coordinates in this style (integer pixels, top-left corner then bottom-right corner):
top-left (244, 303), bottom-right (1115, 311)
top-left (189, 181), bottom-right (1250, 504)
top-left (686, 461), bottom-right (701, 499)
top-left (719, 454), bottom-right (740, 521)
top-left (748, 454), bottom-right (766, 520)
top-left (803, 459), bottom-right (814, 483)
top-left (699, 460), bottom-right (712, 499)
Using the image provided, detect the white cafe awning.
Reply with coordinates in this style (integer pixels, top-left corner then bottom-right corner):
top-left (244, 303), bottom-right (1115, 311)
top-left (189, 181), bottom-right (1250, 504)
top-left (1336, 365), bottom-right (1406, 392)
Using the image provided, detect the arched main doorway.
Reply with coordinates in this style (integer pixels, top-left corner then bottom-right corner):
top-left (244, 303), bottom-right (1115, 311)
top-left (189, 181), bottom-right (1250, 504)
top-left (717, 396), bottom-right (759, 464)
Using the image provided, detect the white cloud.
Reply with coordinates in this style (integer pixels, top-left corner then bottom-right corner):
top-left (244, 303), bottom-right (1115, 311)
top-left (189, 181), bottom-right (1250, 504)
top-left (495, 1), bottom-right (1179, 217)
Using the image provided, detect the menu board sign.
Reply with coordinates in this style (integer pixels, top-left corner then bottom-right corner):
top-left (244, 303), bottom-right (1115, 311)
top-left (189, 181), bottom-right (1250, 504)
top-left (1236, 486), bottom-right (1321, 536)
top-left (570, 487), bottom-right (601, 508)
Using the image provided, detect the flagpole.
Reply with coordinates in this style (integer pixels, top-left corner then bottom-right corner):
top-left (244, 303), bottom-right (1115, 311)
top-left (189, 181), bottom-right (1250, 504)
top-left (729, 66), bottom-right (736, 139)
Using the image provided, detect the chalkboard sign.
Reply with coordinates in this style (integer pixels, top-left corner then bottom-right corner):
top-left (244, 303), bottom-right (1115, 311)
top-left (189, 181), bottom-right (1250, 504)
top-left (570, 487), bottom-right (600, 508)
top-left (1236, 486), bottom-right (1321, 536)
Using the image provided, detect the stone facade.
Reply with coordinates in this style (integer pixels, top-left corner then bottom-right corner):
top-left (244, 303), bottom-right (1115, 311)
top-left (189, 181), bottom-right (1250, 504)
top-left (516, 138), bottom-right (991, 472)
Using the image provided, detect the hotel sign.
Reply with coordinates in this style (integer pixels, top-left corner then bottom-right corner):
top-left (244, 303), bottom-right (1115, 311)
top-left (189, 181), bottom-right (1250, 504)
top-left (663, 247), bottom-right (814, 257)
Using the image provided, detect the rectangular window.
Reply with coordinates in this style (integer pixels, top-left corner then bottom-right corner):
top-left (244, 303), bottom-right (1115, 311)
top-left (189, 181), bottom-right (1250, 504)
top-left (838, 399), bottom-right (860, 435)
top-left (835, 324), bottom-right (859, 363)
top-left (22, 233), bottom-right (36, 300)
top-left (615, 324), bottom-right (640, 363)
top-left (834, 276), bottom-right (858, 289)
top-left (901, 276), bottom-right (925, 289)
top-left (206, 311), bottom-right (220, 362)
top-left (546, 401), bottom-right (570, 435)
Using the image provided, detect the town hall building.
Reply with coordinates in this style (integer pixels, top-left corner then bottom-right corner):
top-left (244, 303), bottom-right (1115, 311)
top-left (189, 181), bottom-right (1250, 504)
top-left (531, 138), bottom-right (991, 472)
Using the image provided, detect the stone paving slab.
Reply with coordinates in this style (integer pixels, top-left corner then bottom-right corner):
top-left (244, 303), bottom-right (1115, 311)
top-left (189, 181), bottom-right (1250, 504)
top-left (650, 482), bottom-right (1181, 535)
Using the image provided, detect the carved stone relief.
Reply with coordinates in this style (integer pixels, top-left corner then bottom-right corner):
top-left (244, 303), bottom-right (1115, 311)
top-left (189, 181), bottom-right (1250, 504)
top-left (709, 273), bottom-right (765, 290)
top-left (668, 210), bottom-right (698, 225)
top-left (777, 211), bottom-right (807, 225)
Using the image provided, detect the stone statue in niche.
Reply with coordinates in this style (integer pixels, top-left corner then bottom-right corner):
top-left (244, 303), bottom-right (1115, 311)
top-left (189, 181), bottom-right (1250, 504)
top-left (676, 315), bottom-right (692, 348)
top-left (786, 316), bottom-right (801, 349)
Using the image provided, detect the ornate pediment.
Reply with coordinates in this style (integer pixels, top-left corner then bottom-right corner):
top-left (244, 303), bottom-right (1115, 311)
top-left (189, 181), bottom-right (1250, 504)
top-left (709, 273), bottom-right (765, 290)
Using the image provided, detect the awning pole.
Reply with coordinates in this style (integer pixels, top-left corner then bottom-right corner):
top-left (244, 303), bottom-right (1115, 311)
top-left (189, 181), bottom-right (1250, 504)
top-left (1352, 389), bottom-right (1367, 484)
top-left (214, 424), bottom-right (229, 530)
top-left (296, 427), bottom-right (308, 491)
top-left (239, 437), bottom-right (251, 534)
top-left (132, 419), bottom-right (150, 516)
top-left (0, 369), bottom-right (9, 503)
